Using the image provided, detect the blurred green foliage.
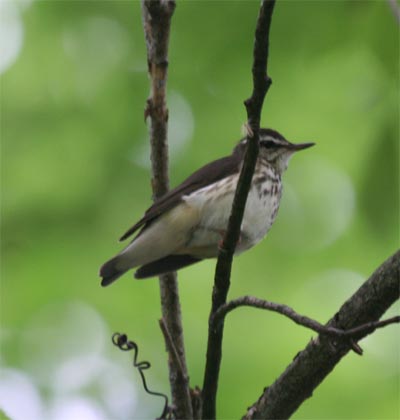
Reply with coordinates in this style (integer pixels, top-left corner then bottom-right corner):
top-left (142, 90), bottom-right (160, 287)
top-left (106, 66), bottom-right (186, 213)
top-left (1, 1), bottom-right (399, 419)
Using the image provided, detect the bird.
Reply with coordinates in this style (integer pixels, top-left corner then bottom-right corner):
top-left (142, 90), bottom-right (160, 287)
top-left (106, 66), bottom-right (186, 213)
top-left (100, 128), bottom-right (314, 286)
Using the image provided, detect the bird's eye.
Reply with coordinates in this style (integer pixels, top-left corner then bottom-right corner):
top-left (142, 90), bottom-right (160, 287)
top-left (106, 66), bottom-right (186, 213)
top-left (261, 140), bottom-right (278, 148)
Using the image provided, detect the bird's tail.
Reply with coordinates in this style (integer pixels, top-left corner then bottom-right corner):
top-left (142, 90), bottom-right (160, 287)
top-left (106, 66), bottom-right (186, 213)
top-left (100, 256), bottom-right (128, 287)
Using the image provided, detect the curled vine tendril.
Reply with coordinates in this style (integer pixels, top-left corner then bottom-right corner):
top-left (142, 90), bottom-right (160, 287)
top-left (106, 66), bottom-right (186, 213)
top-left (112, 332), bottom-right (174, 420)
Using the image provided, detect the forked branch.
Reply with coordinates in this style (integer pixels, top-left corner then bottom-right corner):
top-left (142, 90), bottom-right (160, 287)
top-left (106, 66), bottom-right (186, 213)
top-left (243, 250), bottom-right (400, 419)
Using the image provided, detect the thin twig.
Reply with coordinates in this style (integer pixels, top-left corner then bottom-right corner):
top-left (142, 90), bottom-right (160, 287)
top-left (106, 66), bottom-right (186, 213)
top-left (201, 2), bottom-right (276, 419)
top-left (243, 250), bottom-right (400, 419)
top-left (141, 1), bottom-right (193, 418)
top-left (159, 318), bottom-right (187, 381)
top-left (213, 295), bottom-right (399, 340)
top-left (337, 315), bottom-right (399, 336)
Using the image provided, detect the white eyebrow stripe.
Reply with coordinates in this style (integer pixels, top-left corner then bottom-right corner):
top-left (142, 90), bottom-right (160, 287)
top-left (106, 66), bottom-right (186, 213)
top-left (260, 136), bottom-right (285, 145)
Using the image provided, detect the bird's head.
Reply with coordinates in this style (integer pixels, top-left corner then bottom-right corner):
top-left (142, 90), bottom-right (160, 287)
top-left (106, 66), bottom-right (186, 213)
top-left (234, 128), bottom-right (315, 173)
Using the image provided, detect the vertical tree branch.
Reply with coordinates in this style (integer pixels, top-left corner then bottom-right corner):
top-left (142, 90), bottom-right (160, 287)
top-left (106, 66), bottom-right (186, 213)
top-left (243, 250), bottom-right (400, 419)
top-left (141, 1), bottom-right (193, 418)
top-left (201, 1), bottom-right (276, 418)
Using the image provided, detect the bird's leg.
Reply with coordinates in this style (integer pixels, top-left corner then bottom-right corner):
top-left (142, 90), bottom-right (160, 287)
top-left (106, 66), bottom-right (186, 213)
top-left (217, 229), bottom-right (242, 250)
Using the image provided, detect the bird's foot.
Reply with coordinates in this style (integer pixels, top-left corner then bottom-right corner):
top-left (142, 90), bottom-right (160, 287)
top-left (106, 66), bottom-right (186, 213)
top-left (217, 230), bottom-right (242, 251)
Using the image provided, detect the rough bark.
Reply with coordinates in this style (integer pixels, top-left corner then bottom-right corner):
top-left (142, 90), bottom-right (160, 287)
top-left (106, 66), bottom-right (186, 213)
top-left (141, 1), bottom-right (193, 418)
top-left (243, 250), bottom-right (400, 419)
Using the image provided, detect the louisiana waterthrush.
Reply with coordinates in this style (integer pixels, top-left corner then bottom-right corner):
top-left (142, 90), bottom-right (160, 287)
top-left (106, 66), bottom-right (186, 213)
top-left (100, 128), bottom-right (314, 286)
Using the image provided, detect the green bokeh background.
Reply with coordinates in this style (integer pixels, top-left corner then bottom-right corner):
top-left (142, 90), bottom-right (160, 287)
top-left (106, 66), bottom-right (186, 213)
top-left (1, 1), bottom-right (399, 419)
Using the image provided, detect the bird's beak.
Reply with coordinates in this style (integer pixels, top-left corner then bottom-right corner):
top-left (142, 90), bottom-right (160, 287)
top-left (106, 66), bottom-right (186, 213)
top-left (290, 142), bottom-right (315, 152)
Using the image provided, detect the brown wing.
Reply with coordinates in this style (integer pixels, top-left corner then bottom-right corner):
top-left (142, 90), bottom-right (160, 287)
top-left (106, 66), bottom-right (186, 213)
top-left (119, 152), bottom-right (242, 241)
top-left (134, 254), bottom-right (202, 279)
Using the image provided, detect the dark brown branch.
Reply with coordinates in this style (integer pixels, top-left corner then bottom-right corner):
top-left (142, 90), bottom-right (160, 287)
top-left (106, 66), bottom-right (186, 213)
top-left (141, 1), bottom-right (193, 418)
top-left (244, 0), bottom-right (275, 129)
top-left (213, 295), bottom-right (399, 343)
top-left (201, 1), bottom-right (276, 419)
top-left (243, 250), bottom-right (400, 419)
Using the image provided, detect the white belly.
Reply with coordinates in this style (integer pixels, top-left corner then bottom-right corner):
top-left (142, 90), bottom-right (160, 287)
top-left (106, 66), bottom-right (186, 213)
top-left (181, 174), bottom-right (281, 257)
